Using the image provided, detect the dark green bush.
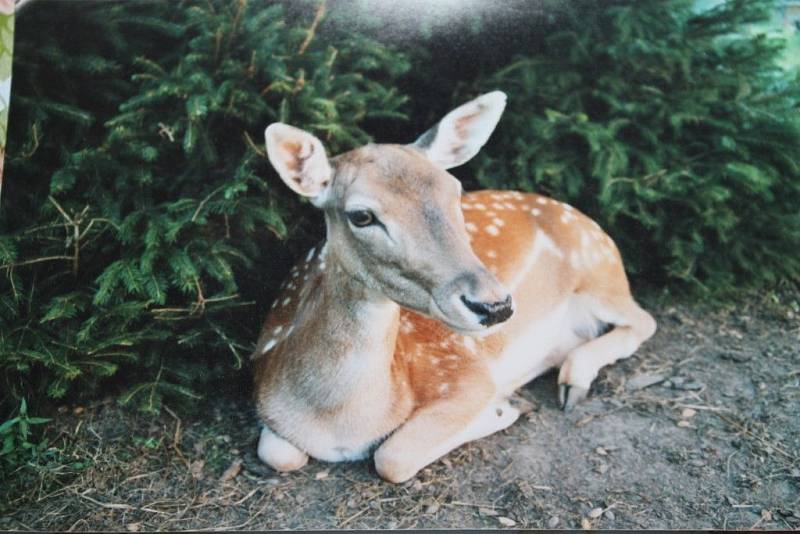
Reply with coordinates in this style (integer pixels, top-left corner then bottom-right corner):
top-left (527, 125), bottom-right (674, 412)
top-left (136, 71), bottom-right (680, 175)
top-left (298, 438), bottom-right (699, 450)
top-left (1, 0), bottom-right (408, 417)
top-left (468, 0), bottom-right (800, 290)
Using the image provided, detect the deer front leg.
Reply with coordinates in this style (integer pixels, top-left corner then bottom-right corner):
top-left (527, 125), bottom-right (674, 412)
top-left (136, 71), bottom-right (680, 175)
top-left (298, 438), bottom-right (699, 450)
top-left (374, 379), bottom-right (519, 483)
top-left (257, 424), bottom-right (309, 472)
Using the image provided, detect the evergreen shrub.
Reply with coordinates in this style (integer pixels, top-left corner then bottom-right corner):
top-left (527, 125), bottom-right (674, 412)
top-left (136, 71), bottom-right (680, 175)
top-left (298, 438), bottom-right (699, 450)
top-left (1, 0), bottom-right (408, 418)
top-left (468, 0), bottom-right (800, 289)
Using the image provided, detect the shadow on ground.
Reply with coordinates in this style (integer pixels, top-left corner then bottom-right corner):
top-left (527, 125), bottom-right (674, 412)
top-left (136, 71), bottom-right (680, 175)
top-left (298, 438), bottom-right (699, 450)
top-left (2, 291), bottom-right (799, 530)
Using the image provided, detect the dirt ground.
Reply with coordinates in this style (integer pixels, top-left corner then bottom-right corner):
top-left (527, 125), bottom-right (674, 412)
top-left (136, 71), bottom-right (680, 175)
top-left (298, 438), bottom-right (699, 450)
top-left (2, 288), bottom-right (799, 530)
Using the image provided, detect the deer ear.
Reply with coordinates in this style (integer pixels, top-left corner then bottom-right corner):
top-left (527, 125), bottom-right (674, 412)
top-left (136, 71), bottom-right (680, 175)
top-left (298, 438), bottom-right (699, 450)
top-left (412, 91), bottom-right (507, 170)
top-left (265, 123), bottom-right (332, 201)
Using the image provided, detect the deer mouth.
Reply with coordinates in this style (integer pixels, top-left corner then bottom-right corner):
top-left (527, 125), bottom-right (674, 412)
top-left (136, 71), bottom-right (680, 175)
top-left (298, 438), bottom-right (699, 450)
top-left (427, 292), bottom-right (515, 336)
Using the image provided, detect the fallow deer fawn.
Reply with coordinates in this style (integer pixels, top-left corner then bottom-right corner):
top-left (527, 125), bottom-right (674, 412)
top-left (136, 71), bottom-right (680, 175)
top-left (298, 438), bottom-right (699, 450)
top-left (252, 91), bottom-right (656, 483)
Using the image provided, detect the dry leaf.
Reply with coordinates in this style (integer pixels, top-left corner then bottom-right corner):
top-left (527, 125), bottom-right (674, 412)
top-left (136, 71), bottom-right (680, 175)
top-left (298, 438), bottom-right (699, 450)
top-left (189, 459), bottom-right (205, 480)
top-left (220, 459), bottom-right (242, 482)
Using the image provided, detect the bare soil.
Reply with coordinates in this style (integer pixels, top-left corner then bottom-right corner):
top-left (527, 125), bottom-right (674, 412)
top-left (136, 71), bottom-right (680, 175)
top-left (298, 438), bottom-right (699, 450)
top-left (2, 289), bottom-right (799, 530)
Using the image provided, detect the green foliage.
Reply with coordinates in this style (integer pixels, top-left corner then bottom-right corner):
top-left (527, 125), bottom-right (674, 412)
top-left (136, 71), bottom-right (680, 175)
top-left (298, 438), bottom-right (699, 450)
top-left (469, 0), bottom-right (800, 290)
top-left (2, 1), bottom-right (408, 417)
top-left (0, 399), bottom-right (52, 476)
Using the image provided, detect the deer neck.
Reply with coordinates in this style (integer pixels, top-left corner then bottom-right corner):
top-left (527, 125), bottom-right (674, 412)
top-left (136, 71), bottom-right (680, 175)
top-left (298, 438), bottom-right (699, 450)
top-left (285, 241), bottom-right (401, 408)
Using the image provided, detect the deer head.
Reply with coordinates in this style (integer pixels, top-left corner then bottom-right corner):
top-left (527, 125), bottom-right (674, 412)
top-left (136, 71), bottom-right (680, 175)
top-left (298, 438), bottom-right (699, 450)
top-left (264, 91), bottom-right (513, 334)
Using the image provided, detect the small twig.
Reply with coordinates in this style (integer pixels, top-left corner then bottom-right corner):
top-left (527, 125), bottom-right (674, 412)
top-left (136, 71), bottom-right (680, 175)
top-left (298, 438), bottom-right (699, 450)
top-left (0, 255), bottom-right (73, 269)
top-left (191, 185), bottom-right (226, 223)
top-left (243, 131), bottom-right (266, 157)
top-left (673, 403), bottom-right (731, 412)
top-left (297, 0), bottom-right (326, 56)
top-left (78, 490), bottom-right (135, 510)
top-left (339, 507), bottom-right (368, 528)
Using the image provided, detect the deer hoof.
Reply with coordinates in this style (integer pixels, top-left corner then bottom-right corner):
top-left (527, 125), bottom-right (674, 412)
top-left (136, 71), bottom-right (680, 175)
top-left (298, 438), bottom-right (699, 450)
top-left (558, 384), bottom-right (589, 411)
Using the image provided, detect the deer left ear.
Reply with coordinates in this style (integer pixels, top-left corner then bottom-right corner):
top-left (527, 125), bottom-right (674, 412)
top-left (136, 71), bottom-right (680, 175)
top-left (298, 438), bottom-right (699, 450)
top-left (412, 90), bottom-right (507, 170)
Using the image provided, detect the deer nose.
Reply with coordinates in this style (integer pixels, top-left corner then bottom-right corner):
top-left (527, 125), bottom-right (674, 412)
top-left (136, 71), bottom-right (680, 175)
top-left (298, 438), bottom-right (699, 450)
top-left (460, 294), bottom-right (514, 327)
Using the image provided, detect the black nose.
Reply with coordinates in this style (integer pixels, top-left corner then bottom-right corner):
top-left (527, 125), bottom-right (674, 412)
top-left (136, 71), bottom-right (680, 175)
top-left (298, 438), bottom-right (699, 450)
top-left (460, 294), bottom-right (514, 327)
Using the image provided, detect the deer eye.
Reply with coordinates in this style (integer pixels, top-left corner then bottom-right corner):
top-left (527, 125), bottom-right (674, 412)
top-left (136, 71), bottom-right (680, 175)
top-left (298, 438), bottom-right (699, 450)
top-left (346, 209), bottom-right (376, 228)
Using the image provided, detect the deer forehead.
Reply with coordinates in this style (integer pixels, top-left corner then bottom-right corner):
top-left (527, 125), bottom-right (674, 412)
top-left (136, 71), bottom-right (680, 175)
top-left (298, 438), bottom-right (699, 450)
top-left (333, 145), bottom-right (461, 210)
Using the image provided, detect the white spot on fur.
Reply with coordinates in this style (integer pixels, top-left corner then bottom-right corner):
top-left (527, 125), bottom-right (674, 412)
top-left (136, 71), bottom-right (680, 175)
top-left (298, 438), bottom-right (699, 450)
top-left (282, 297), bottom-right (292, 306)
top-left (474, 203), bottom-right (487, 210)
top-left (273, 325), bottom-right (284, 335)
top-left (531, 208), bottom-right (542, 216)
top-left (463, 337), bottom-right (477, 353)
top-left (570, 251), bottom-right (581, 268)
top-left (521, 204), bottom-right (531, 210)
top-left (508, 231), bottom-right (564, 291)
top-left (305, 247), bottom-right (316, 263)
top-left (430, 357), bottom-right (440, 365)
top-left (461, 203), bottom-right (473, 210)
top-left (486, 225), bottom-right (500, 236)
top-left (486, 250), bottom-right (497, 259)
top-left (561, 212), bottom-right (575, 224)
top-left (465, 222), bottom-right (478, 233)
top-left (438, 383), bottom-right (450, 394)
top-left (492, 218), bottom-right (505, 227)
top-left (536, 197), bottom-right (546, 205)
top-left (503, 202), bottom-right (516, 210)
top-left (319, 261), bottom-right (326, 271)
top-left (262, 339), bottom-right (277, 354)
top-left (492, 202), bottom-right (505, 210)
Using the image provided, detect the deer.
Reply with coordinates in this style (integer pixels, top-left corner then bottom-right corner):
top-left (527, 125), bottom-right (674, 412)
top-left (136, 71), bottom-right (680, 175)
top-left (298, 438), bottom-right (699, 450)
top-left (251, 90), bottom-right (656, 483)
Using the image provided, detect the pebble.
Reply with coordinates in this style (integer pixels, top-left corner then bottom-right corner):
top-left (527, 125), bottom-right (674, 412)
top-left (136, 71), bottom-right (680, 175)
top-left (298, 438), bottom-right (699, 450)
top-left (670, 376), bottom-right (686, 388)
top-left (425, 503), bottom-right (440, 514)
top-left (680, 381), bottom-right (704, 391)
top-left (595, 446), bottom-right (608, 456)
top-left (596, 462), bottom-right (609, 474)
top-left (498, 517), bottom-right (516, 527)
top-left (681, 408), bottom-right (697, 418)
top-left (479, 507), bottom-right (499, 517)
top-left (677, 420), bottom-right (692, 428)
top-left (588, 507), bottom-right (604, 519)
top-left (604, 510), bottom-right (615, 520)
top-left (547, 516), bottom-right (560, 528)
top-left (719, 351), bottom-right (752, 363)
top-left (315, 470), bottom-right (329, 480)
top-left (626, 373), bottom-right (666, 391)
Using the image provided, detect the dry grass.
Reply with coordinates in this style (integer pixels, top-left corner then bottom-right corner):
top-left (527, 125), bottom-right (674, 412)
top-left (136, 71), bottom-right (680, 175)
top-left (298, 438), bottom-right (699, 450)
top-left (2, 287), bottom-right (799, 530)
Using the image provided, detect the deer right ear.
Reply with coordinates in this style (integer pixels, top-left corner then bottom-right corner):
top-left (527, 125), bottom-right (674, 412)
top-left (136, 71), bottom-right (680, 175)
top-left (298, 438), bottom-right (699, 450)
top-left (265, 123), bottom-right (333, 202)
